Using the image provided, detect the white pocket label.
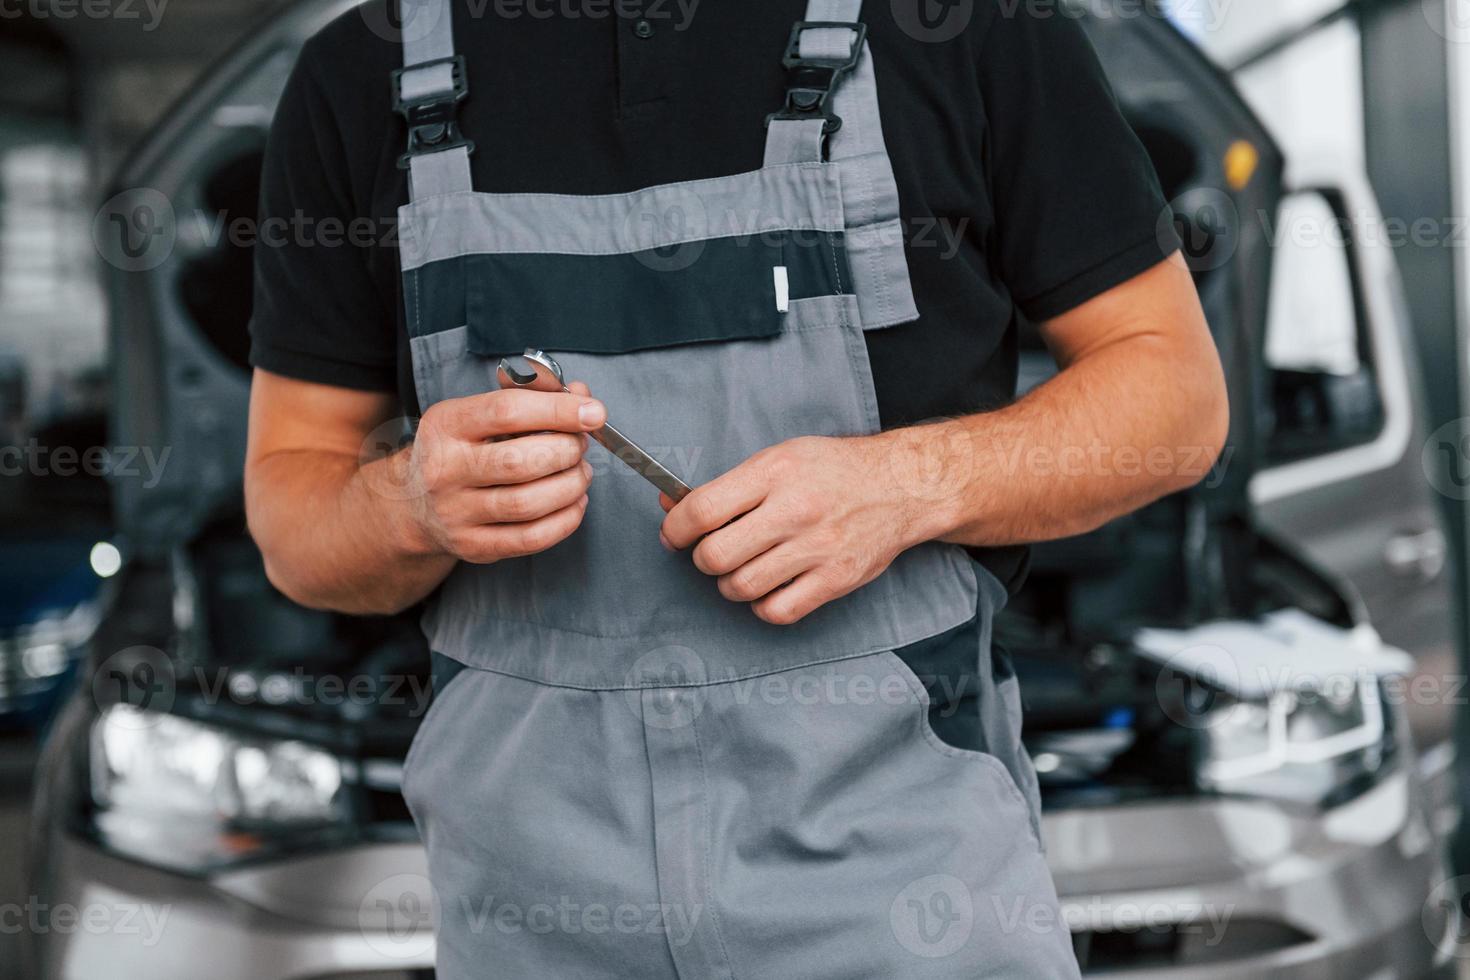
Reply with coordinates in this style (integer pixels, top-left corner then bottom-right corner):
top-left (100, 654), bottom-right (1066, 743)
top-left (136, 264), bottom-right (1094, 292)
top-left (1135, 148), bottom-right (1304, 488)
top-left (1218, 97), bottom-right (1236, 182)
top-left (773, 265), bottom-right (789, 313)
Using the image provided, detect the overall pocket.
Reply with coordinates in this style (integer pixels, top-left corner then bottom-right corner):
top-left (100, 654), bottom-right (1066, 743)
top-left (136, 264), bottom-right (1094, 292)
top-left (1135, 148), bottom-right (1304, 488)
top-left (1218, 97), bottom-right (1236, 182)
top-left (880, 649), bottom-right (1043, 853)
top-left (463, 237), bottom-right (787, 358)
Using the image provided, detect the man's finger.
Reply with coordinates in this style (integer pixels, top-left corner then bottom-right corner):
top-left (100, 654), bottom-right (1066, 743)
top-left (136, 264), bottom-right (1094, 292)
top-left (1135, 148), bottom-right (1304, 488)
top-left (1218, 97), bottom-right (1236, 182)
top-left (462, 432), bottom-right (588, 486)
top-left (716, 541), bottom-right (813, 604)
top-left (453, 495), bottom-right (589, 563)
top-left (750, 570), bottom-right (837, 626)
top-left (443, 388), bottom-right (606, 440)
top-left (661, 465), bottom-right (769, 550)
top-left (470, 460), bottom-right (592, 524)
top-left (694, 508), bottom-right (788, 576)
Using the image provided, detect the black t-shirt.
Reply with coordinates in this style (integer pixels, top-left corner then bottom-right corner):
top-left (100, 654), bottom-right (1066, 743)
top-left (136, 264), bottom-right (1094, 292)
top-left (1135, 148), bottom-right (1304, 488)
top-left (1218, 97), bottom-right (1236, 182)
top-left (248, 0), bottom-right (1176, 593)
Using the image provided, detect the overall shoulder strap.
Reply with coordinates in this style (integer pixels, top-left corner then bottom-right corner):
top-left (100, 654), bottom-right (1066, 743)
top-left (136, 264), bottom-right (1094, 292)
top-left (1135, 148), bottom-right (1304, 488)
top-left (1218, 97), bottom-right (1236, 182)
top-left (764, 0), bottom-right (868, 166)
top-left (394, 0), bottom-right (474, 200)
top-left (763, 0), bottom-right (921, 328)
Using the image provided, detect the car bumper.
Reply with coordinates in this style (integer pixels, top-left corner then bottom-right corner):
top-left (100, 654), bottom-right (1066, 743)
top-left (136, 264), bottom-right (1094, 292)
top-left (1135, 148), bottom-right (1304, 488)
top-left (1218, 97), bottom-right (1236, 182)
top-left (1045, 771), bottom-right (1456, 978)
top-left (34, 836), bottom-right (435, 980)
top-left (35, 772), bottom-right (1453, 979)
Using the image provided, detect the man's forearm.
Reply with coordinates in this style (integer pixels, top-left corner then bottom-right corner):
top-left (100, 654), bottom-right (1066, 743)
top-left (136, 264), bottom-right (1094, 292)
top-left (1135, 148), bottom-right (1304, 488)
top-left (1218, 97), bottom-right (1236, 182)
top-left (893, 332), bottom-right (1230, 550)
top-left (246, 448), bottom-right (453, 616)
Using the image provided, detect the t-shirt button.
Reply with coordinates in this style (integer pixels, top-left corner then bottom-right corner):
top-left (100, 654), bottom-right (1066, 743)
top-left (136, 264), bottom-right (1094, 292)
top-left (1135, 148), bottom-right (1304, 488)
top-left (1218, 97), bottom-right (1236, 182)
top-left (633, 18), bottom-right (655, 38)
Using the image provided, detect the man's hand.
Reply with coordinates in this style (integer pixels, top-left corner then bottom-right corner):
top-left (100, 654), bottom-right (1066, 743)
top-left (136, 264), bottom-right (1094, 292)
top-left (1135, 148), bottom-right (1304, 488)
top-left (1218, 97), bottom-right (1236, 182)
top-left (660, 254), bottom-right (1227, 626)
top-left (245, 370), bottom-right (607, 615)
top-left (658, 434), bottom-right (931, 626)
top-left (403, 382), bottom-right (602, 563)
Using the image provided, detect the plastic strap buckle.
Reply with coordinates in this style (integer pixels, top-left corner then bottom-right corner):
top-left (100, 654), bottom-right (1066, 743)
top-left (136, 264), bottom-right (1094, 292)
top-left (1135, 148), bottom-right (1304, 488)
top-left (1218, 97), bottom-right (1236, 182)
top-left (764, 21), bottom-right (867, 136)
top-left (392, 55), bottom-right (475, 169)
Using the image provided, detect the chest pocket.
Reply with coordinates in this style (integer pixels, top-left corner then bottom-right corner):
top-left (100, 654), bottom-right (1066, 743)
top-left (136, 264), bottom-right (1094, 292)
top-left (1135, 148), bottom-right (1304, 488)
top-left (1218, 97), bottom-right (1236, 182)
top-left (400, 163), bottom-right (853, 378)
top-left (462, 225), bottom-right (853, 362)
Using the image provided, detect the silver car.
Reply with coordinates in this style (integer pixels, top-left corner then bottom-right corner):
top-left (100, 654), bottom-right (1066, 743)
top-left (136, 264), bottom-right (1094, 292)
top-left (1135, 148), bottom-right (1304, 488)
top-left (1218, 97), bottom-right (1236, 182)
top-left (25, 2), bottom-right (1461, 977)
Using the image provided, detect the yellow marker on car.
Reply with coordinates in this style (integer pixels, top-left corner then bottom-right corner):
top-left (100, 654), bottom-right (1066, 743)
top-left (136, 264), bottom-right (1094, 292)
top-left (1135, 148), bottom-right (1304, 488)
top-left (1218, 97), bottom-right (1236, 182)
top-left (1225, 139), bottom-right (1259, 191)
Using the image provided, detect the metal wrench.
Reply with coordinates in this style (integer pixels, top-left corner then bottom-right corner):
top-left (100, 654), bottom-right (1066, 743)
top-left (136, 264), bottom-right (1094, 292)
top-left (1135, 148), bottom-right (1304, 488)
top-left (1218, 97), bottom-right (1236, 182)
top-left (495, 348), bottom-right (693, 502)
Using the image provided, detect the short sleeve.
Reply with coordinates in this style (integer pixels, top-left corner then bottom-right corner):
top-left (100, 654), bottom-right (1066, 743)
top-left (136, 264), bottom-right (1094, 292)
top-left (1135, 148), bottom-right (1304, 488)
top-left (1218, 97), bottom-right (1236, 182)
top-left (978, 12), bottom-right (1178, 322)
top-left (247, 44), bottom-right (398, 392)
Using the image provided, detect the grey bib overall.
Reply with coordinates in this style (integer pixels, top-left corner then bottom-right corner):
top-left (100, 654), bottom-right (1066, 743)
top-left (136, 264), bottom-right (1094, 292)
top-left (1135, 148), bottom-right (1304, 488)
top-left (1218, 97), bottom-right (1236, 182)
top-left (394, 2), bottom-right (1080, 975)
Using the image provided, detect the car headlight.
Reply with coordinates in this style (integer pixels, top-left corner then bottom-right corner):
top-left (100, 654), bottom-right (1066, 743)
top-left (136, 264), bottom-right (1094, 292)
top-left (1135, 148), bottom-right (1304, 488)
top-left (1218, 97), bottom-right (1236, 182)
top-left (0, 601), bottom-right (97, 689)
top-left (88, 703), bottom-right (351, 872)
top-left (1196, 677), bottom-right (1394, 807)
